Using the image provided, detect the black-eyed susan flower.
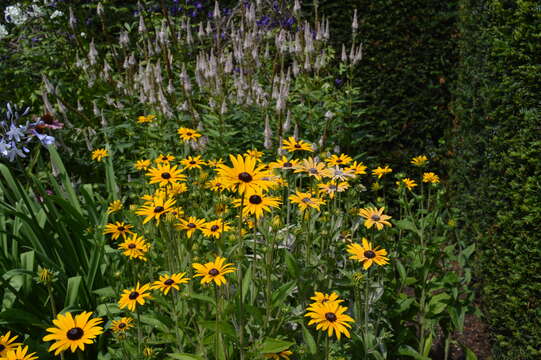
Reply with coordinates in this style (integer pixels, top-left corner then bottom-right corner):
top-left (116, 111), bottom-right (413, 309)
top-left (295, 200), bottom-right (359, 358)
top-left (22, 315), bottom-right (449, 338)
top-left (282, 136), bottom-right (313, 152)
top-left (372, 165), bottom-right (392, 179)
top-left (155, 153), bottom-right (175, 165)
top-left (181, 155), bottom-right (206, 170)
top-left (177, 127), bottom-right (202, 142)
top-left (118, 283), bottom-right (152, 311)
top-left (103, 221), bottom-right (134, 241)
top-left (411, 155), bottom-right (428, 167)
top-left (422, 172), bottom-right (440, 184)
top-left (206, 158), bottom-right (224, 168)
top-left (346, 161), bottom-right (367, 175)
top-left (1, 346), bottom-right (38, 360)
top-left (329, 166), bottom-right (355, 181)
top-left (233, 190), bottom-right (281, 219)
top-left (137, 115), bottom-right (156, 123)
top-left (106, 200), bottom-right (123, 214)
top-left (396, 178), bottom-right (417, 190)
top-left (135, 159), bottom-right (151, 171)
top-left (201, 219), bottom-right (232, 239)
top-left (347, 238), bottom-right (389, 269)
top-left (135, 196), bottom-right (175, 224)
top-left (91, 148), bottom-right (108, 162)
top-left (263, 350), bottom-right (293, 359)
top-left (110, 317), bottom-right (135, 334)
top-left (152, 272), bottom-right (190, 295)
top-left (289, 191), bottom-right (325, 212)
top-left (269, 156), bottom-right (299, 170)
top-left (359, 207), bottom-right (392, 230)
top-left (326, 153), bottom-right (353, 166)
top-left (146, 163), bottom-right (186, 187)
top-left (192, 257), bottom-right (236, 286)
top-left (42, 312), bottom-right (103, 355)
top-left (207, 178), bottom-right (226, 192)
top-left (294, 158), bottom-right (332, 180)
top-left (310, 291), bottom-right (343, 305)
top-left (37, 267), bottom-right (56, 285)
top-left (305, 301), bottom-right (354, 340)
top-left (245, 149), bottom-right (263, 160)
top-left (0, 331), bottom-right (22, 357)
top-left (176, 216), bottom-right (207, 238)
top-left (318, 180), bottom-right (350, 199)
top-left (216, 154), bottom-right (273, 194)
top-left (118, 234), bottom-right (150, 261)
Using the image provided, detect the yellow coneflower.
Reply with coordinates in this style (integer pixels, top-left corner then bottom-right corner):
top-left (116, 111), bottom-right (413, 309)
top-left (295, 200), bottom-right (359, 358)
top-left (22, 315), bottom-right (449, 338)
top-left (135, 159), bottom-right (151, 171)
top-left (346, 161), bottom-right (367, 175)
top-left (146, 163), bottom-right (186, 187)
top-left (216, 154), bottom-right (274, 194)
top-left (422, 172), bottom-right (440, 184)
top-left (207, 178), bottom-right (226, 192)
top-left (263, 350), bottom-right (293, 359)
top-left (169, 183), bottom-right (188, 196)
top-left (155, 153), bottom-right (175, 165)
top-left (152, 272), bottom-right (190, 295)
top-left (294, 158), bottom-right (332, 180)
top-left (0, 331), bottom-right (22, 357)
top-left (177, 127), bottom-right (202, 142)
top-left (281, 136), bottom-right (313, 152)
top-left (42, 312), bottom-right (103, 355)
top-left (118, 283), bottom-right (152, 311)
top-left (371, 165), bottom-right (393, 179)
top-left (135, 196), bottom-right (175, 224)
top-left (326, 154), bottom-right (353, 166)
top-left (110, 317), bottom-right (135, 334)
top-left (192, 257), bottom-right (236, 286)
top-left (233, 190), bottom-right (281, 219)
top-left (176, 216), bottom-right (207, 238)
top-left (310, 291), bottom-right (344, 305)
top-left (137, 115), bottom-right (156, 123)
top-left (329, 166), bottom-right (355, 181)
top-left (103, 221), bottom-right (134, 241)
top-left (396, 178), bottom-right (417, 190)
top-left (1, 346), bottom-right (38, 360)
top-left (91, 148), bottom-right (108, 162)
top-left (143, 346), bottom-right (154, 357)
top-left (318, 180), bottom-right (350, 199)
top-left (411, 155), bottom-right (428, 167)
top-left (180, 155), bottom-right (206, 170)
top-left (269, 156), bottom-right (299, 170)
top-left (289, 191), bottom-right (325, 212)
top-left (305, 301), bottom-right (354, 340)
top-left (358, 207), bottom-right (392, 230)
top-left (106, 200), bottom-right (123, 214)
top-left (347, 238), bottom-right (389, 269)
top-left (118, 234), bottom-right (150, 261)
top-left (200, 219), bottom-right (232, 239)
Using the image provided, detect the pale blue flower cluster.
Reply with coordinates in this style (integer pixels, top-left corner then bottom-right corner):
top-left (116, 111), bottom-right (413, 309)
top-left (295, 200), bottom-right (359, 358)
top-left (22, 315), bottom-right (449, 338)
top-left (0, 103), bottom-right (56, 162)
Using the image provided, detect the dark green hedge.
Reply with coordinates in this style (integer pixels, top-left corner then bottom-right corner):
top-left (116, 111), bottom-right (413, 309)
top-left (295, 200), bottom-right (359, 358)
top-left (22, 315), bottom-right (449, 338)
top-left (450, 0), bottom-right (541, 357)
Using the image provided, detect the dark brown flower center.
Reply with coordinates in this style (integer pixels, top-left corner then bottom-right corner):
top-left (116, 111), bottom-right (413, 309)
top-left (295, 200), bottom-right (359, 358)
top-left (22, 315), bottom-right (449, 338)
top-left (370, 214), bottom-right (381, 221)
top-left (164, 279), bottom-right (175, 286)
top-left (118, 323), bottom-right (126, 329)
top-left (238, 172), bottom-right (253, 182)
top-left (128, 243), bottom-right (136, 249)
top-left (117, 226), bottom-right (125, 231)
top-left (329, 185), bottom-right (337, 190)
top-left (161, 172), bottom-right (171, 179)
top-left (294, 144), bottom-right (301, 148)
top-left (210, 225), bottom-right (220, 232)
top-left (129, 291), bottom-right (139, 300)
top-left (187, 223), bottom-right (196, 228)
top-left (364, 250), bottom-right (376, 259)
top-left (154, 206), bottom-right (165, 213)
top-left (208, 268), bottom-right (219, 276)
top-left (0, 345), bottom-right (5, 352)
top-left (249, 195), bottom-right (263, 204)
top-left (336, 159), bottom-right (343, 163)
top-left (66, 327), bottom-right (84, 340)
top-left (283, 162), bottom-right (292, 167)
top-left (189, 161), bottom-right (196, 165)
top-left (162, 157), bottom-right (168, 161)
top-left (325, 312), bottom-right (337, 322)
top-left (302, 197), bottom-right (312, 203)
top-left (309, 168), bottom-right (318, 174)
top-left (186, 132), bottom-right (192, 136)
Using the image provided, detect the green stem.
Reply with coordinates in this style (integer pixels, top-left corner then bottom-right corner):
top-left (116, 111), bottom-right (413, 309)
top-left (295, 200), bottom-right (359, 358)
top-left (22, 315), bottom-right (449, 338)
top-left (324, 335), bottom-right (329, 360)
top-left (364, 270), bottom-right (370, 357)
top-left (137, 307), bottom-right (142, 358)
top-left (237, 194), bottom-right (245, 360)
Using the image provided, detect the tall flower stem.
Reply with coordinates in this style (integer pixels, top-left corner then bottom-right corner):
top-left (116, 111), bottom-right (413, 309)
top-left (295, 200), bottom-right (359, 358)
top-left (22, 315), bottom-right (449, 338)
top-left (237, 193), bottom-right (245, 360)
top-left (364, 270), bottom-right (370, 357)
top-left (215, 285), bottom-right (222, 360)
top-left (47, 283), bottom-right (65, 360)
top-left (324, 336), bottom-right (329, 360)
top-left (137, 307), bottom-right (142, 358)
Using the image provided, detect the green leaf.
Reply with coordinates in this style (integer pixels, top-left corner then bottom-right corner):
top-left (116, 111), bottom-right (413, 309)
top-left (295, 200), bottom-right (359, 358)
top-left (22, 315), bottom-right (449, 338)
top-left (260, 338), bottom-right (295, 354)
top-left (427, 292), bottom-right (451, 316)
top-left (464, 346), bottom-right (478, 360)
top-left (64, 276), bottom-right (83, 308)
top-left (302, 325), bottom-right (317, 355)
top-left (271, 281), bottom-right (296, 308)
top-left (394, 219), bottom-right (419, 234)
top-left (168, 354), bottom-right (204, 360)
top-left (397, 345), bottom-right (431, 360)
